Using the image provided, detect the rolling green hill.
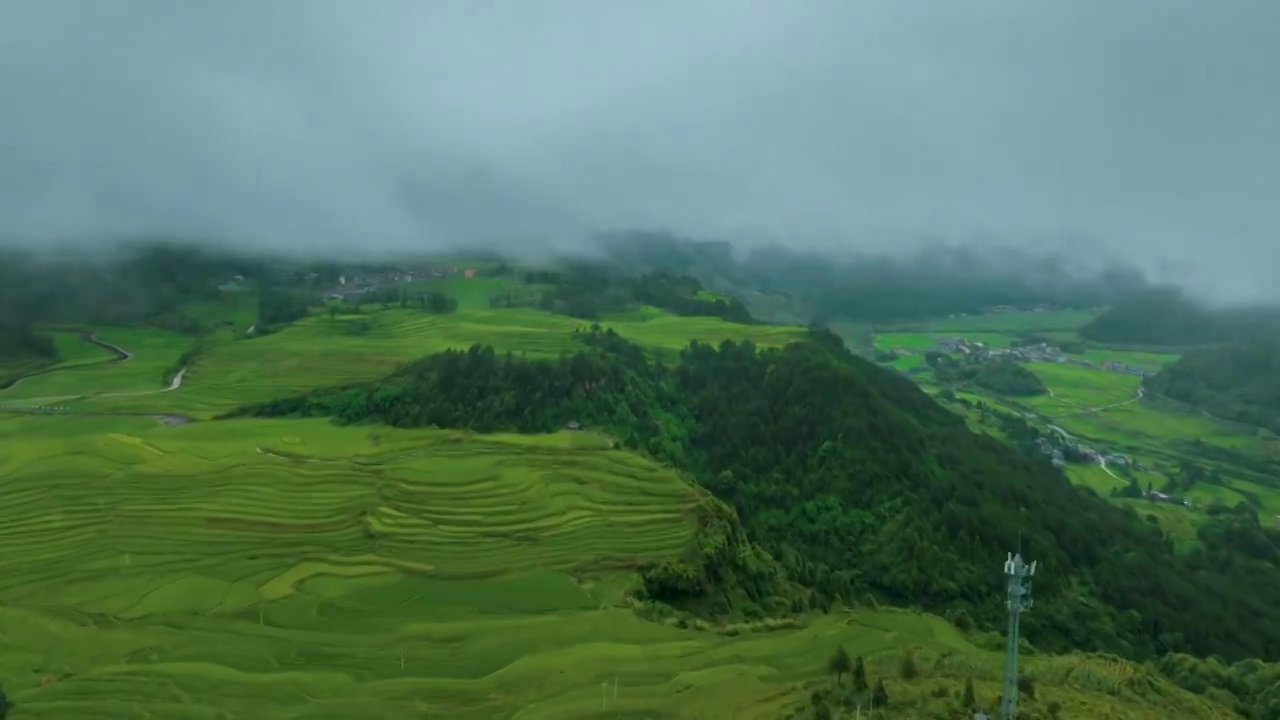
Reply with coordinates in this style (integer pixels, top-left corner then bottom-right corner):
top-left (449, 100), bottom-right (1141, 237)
top-left (5, 243), bottom-right (1280, 719)
top-left (1080, 287), bottom-right (1280, 347)
top-left (1146, 339), bottom-right (1280, 434)
top-left (228, 326), bottom-right (1280, 668)
top-left (0, 414), bottom-right (1249, 720)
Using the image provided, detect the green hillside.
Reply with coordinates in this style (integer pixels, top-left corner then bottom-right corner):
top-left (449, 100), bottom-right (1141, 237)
top-left (229, 326), bottom-right (1280, 665)
top-left (0, 414), bottom-right (1245, 720)
top-left (1146, 339), bottom-right (1280, 434)
top-left (4, 243), bottom-right (1280, 719)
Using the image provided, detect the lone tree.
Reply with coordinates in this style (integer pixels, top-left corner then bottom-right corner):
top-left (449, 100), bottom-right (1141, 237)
top-left (0, 683), bottom-right (11, 720)
top-left (828, 645), bottom-right (853, 685)
top-left (898, 648), bottom-right (919, 680)
top-left (962, 677), bottom-right (977, 709)
top-left (810, 692), bottom-right (832, 720)
top-left (852, 655), bottom-right (869, 692)
top-left (872, 678), bottom-right (889, 708)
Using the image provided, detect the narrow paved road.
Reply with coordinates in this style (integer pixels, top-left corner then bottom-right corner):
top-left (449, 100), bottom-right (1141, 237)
top-left (84, 331), bottom-right (132, 361)
top-left (0, 330), bottom-right (190, 424)
top-left (1046, 385), bottom-right (1144, 419)
top-left (1048, 423), bottom-right (1123, 480)
top-left (96, 367), bottom-right (187, 397)
top-left (1, 330), bottom-right (131, 393)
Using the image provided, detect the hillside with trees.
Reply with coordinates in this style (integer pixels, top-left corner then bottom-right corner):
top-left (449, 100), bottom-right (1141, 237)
top-left (971, 359), bottom-right (1048, 397)
top-left (0, 242), bottom-right (258, 333)
top-left (535, 265), bottom-right (756, 323)
top-left (1146, 339), bottom-right (1280, 434)
top-left (598, 231), bottom-right (1148, 324)
top-left (226, 326), bottom-right (1280, 666)
top-left (0, 324), bottom-right (56, 364)
top-left (1081, 287), bottom-right (1280, 346)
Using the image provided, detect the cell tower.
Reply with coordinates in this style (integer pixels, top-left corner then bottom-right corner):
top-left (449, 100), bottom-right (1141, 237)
top-left (999, 551), bottom-right (1036, 720)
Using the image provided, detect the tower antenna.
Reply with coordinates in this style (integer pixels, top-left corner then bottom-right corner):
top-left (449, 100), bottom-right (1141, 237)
top-left (1000, 550), bottom-right (1036, 720)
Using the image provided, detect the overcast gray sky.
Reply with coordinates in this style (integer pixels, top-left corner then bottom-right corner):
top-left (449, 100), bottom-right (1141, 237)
top-left (2, 1), bottom-right (1277, 300)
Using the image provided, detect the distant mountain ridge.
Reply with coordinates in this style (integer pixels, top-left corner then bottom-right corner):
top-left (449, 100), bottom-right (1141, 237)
top-left (1082, 286), bottom-right (1280, 347)
top-left (593, 230), bottom-right (1149, 324)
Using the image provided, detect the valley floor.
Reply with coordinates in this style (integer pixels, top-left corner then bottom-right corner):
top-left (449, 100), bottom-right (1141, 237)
top-left (867, 314), bottom-right (1280, 554)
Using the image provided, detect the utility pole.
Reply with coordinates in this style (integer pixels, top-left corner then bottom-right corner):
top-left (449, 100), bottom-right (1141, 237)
top-left (999, 552), bottom-right (1036, 720)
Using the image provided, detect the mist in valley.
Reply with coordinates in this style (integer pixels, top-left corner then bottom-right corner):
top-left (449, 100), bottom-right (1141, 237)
top-left (2, 1), bottom-right (1278, 303)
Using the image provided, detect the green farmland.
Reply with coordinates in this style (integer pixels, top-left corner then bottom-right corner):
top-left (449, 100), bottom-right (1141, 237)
top-left (0, 414), bottom-right (1232, 719)
top-left (0, 295), bottom-right (1251, 719)
top-left (887, 308), bottom-right (1280, 564)
top-left (2, 306), bottom-right (806, 419)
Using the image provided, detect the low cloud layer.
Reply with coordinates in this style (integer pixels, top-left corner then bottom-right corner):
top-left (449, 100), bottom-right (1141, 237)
top-left (2, 1), bottom-right (1278, 301)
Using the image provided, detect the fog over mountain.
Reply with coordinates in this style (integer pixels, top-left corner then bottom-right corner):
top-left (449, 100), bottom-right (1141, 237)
top-left (2, 1), bottom-right (1277, 302)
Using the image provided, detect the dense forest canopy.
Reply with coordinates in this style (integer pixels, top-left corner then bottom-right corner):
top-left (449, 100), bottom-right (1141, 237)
top-left (1146, 339), bottom-right (1280, 434)
top-left (0, 242), bottom-right (259, 331)
top-left (0, 324), bottom-right (58, 370)
top-left (1081, 287), bottom-right (1280, 346)
top-left (535, 264), bottom-right (756, 323)
top-left (971, 359), bottom-right (1048, 397)
top-left (226, 327), bottom-right (1280, 665)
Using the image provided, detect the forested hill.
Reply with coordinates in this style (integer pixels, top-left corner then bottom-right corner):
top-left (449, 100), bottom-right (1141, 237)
top-left (1081, 287), bottom-right (1280, 346)
top-left (0, 242), bottom-right (258, 332)
top-left (533, 265), bottom-right (756, 323)
top-left (597, 231), bottom-right (1148, 323)
top-left (1146, 339), bottom-right (1280, 433)
top-left (227, 326), bottom-right (1280, 665)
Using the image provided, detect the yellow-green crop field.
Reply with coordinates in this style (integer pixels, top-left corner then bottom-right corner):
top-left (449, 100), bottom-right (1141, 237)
top-left (0, 304), bottom-right (1254, 718)
top-left (1, 306), bottom-right (806, 419)
top-left (1024, 363), bottom-right (1142, 411)
top-left (0, 416), bottom-right (1233, 719)
top-left (889, 309), bottom-right (1101, 335)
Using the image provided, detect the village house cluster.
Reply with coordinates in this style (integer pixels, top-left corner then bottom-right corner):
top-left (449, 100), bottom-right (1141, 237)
top-left (319, 265), bottom-right (478, 301)
top-left (919, 336), bottom-right (1149, 377)
top-left (931, 337), bottom-right (1067, 364)
top-left (1035, 434), bottom-right (1191, 508)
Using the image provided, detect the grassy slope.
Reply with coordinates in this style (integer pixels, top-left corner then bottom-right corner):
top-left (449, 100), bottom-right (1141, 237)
top-left (12, 306), bottom-right (805, 418)
top-left (0, 415), bottom-right (1234, 719)
top-left (0, 327), bottom-right (193, 405)
top-left (1023, 363), bottom-right (1142, 411)
top-left (0, 331), bottom-right (118, 382)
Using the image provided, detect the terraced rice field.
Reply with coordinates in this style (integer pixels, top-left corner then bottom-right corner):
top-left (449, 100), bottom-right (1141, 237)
top-left (0, 416), bottom-right (702, 717)
top-left (0, 412), bottom-right (1226, 720)
top-left (177, 289), bottom-right (260, 333)
top-left (2, 413), bottom-right (1211, 719)
top-left (398, 276), bottom-right (522, 309)
top-left (0, 319), bottom-right (1242, 718)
